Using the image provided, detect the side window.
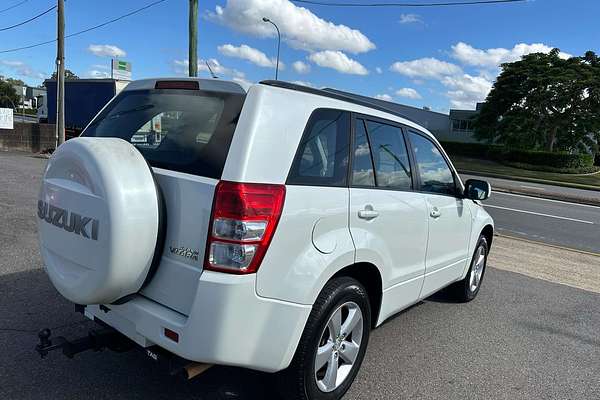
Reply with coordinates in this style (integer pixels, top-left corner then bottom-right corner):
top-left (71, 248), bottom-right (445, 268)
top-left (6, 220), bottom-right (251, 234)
top-left (287, 109), bottom-right (350, 186)
top-left (408, 131), bottom-right (456, 196)
top-left (351, 119), bottom-right (375, 187)
top-left (365, 121), bottom-right (412, 189)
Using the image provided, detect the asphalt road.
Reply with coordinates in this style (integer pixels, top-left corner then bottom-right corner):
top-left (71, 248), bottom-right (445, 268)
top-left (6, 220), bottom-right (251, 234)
top-left (481, 191), bottom-right (600, 254)
top-left (1, 151), bottom-right (599, 399)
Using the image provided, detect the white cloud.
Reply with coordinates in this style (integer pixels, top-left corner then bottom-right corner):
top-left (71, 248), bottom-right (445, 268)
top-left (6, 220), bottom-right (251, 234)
top-left (374, 94), bottom-right (393, 101)
top-left (309, 51), bottom-right (368, 75)
top-left (173, 58), bottom-right (243, 79)
top-left (375, 67), bottom-right (383, 74)
top-left (218, 44), bottom-right (282, 69)
top-left (442, 73), bottom-right (492, 109)
top-left (451, 42), bottom-right (572, 69)
top-left (0, 60), bottom-right (45, 80)
top-left (88, 44), bottom-right (126, 58)
top-left (399, 13), bottom-right (422, 24)
top-left (209, 0), bottom-right (375, 54)
top-left (390, 57), bottom-right (462, 79)
top-left (292, 60), bottom-right (310, 74)
top-left (86, 69), bottom-right (111, 79)
top-left (395, 87), bottom-right (422, 100)
top-left (292, 80), bottom-right (314, 87)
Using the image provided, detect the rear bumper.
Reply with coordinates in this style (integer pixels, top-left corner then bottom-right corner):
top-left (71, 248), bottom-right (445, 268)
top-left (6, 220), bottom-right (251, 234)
top-left (85, 271), bottom-right (312, 372)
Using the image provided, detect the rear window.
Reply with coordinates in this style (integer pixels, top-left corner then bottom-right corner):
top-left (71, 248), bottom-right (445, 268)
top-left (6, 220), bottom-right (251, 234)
top-left (82, 89), bottom-right (245, 178)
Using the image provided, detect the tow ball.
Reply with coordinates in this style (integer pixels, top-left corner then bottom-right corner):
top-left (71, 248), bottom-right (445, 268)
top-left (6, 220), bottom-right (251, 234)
top-left (35, 327), bottom-right (132, 359)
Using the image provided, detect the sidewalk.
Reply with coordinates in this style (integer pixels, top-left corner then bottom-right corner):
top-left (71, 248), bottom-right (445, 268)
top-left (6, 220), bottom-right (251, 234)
top-left (489, 235), bottom-right (600, 294)
top-left (460, 172), bottom-right (600, 206)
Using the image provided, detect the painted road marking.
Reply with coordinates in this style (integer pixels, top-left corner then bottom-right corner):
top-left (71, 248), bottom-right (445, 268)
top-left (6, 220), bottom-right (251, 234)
top-left (491, 191), bottom-right (600, 209)
top-left (484, 204), bottom-right (595, 225)
top-left (519, 185), bottom-right (546, 191)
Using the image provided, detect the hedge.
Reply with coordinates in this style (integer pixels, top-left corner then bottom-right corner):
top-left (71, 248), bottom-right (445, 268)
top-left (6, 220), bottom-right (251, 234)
top-left (440, 141), bottom-right (595, 169)
top-left (595, 153), bottom-right (600, 167)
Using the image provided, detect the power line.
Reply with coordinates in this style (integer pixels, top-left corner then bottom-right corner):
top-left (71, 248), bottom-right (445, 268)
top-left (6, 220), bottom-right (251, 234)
top-left (0, 0), bottom-right (168, 54)
top-left (0, 5), bottom-right (57, 32)
top-left (290, 0), bottom-right (526, 7)
top-left (0, 0), bottom-right (29, 15)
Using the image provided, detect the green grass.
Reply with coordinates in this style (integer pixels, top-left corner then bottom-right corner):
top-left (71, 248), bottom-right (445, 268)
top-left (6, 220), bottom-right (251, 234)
top-left (452, 156), bottom-right (600, 191)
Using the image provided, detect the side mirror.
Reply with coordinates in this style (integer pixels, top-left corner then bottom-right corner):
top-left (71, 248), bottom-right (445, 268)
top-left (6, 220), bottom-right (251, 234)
top-left (464, 179), bottom-right (491, 201)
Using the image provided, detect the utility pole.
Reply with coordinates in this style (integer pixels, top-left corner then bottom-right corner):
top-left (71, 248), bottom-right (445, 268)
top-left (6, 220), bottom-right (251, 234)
top-left (188, 0), bottom-right (198, 77)
top-left (55, 0), bottom-right (65, 147)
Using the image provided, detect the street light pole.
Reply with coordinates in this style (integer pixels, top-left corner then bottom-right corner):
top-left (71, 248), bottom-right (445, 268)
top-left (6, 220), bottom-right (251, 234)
top-left (56, 0), bottom-right (65, 147)
top-left (262, 17), bottom-right (280, 80)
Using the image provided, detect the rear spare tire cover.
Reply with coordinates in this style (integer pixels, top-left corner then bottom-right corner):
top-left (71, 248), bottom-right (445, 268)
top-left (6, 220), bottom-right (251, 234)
top-left (38, 137), bottom-right (160, 305)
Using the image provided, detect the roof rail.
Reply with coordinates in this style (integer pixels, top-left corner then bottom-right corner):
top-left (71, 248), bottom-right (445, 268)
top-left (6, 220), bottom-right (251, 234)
top-left (259, 80), bottom-right (417, 124)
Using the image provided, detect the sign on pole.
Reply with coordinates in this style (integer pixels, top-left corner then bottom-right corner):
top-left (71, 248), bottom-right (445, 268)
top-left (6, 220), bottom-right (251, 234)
top-left (0, 108), bottom-right (13, 130)
top-left (111, 60), bottom-right (132, 81)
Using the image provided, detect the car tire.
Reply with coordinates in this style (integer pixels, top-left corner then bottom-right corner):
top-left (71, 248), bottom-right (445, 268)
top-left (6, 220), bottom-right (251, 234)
top-left (277, 277), bottom-right (371, 400)
top-left (449, 235), bottom-right (489, 302)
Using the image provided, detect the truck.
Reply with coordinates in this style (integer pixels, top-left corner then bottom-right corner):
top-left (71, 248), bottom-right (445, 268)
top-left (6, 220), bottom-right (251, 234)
top-left (44, 79), bottom-right (129, 137)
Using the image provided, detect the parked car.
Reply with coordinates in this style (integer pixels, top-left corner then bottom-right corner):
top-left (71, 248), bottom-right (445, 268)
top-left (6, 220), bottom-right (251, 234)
top-left (37, 78), bottom-right (493, 400)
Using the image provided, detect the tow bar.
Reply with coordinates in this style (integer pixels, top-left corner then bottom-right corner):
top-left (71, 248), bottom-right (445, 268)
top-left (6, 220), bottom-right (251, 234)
top-left (35, 326), bottom-right (213, 380)
top-left (35, 327), bottom-right (132, 359)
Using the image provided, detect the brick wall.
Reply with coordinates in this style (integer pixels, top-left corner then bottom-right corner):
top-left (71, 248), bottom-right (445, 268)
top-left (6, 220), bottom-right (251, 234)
top-left (0, 122), bottom-right (56, 153)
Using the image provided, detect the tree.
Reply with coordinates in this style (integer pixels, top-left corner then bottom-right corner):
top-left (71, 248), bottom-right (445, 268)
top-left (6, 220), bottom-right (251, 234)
top-left (51, 69), bottom-right (79, 80)
top-left (475, 49), bottom-right (600, 154)
top-left (5, 77), bottom-right (25, 86)
top-left (0, 80), bottom-right (20, 108)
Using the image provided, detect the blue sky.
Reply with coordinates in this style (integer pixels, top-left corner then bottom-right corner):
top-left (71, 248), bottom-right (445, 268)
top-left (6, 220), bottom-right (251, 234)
top-left (0, 0), bottom-right (598, 113)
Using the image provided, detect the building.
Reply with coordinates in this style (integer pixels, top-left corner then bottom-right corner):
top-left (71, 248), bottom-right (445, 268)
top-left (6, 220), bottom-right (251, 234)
top-left (10, 84), bottom-right (47, 109)
top-left (324, 88), bottom-right (483, 143)
top-left (448, 103), bottom-right (484, 143)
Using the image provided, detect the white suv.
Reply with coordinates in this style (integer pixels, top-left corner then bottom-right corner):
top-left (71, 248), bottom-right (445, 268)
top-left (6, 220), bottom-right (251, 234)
top-left (37, 79), bottom-right (493, 400)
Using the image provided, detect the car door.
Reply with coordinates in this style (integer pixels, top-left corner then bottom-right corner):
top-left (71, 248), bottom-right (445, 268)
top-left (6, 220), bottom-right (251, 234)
top-left (405, 130), bottom-right (473, 298)
top-left (349, 116), bottom-right (429, 320)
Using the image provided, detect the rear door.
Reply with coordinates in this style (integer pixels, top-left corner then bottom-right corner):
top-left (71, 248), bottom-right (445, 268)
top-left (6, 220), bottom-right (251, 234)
top-left (405, 130), bottom-right (472, 298)
top-left (82, 82), bottom-right (245, 315)
top-left (348, 116), bottom-right (428, 312)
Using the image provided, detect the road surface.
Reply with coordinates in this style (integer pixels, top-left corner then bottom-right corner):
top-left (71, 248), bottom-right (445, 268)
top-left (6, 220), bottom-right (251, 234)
top-left (482, 191), bottom-right (600, 254)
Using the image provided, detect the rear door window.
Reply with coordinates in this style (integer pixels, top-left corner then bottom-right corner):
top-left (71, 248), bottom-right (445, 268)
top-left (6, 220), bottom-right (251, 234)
top-left (82, 89), bottom-right (245, 178)
top-left (287, 109), bottom-right (350, 187)
top-left (364, 120), bottom-right (412, 190)
top-left (351, 119), bottom-right (375, 187)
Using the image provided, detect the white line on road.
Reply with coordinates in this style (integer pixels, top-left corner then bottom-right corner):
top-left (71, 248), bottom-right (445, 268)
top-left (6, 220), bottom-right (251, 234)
top-left (484, 204), bottom-right (595, 224)
top-left (492, 191), bottom-right (600, 209)
top-left (519, 185), bottom-right (546, 191)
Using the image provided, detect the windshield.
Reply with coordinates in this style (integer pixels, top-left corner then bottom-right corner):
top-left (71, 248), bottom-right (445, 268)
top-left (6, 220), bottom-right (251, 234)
top-left (82, 89), bottom-right (245, 178)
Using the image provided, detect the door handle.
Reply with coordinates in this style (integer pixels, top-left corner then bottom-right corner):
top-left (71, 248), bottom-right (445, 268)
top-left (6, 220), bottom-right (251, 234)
top-left (358, 206), bottom-right (379, 220)
top-left (430, 207), bottom-right (441, 219)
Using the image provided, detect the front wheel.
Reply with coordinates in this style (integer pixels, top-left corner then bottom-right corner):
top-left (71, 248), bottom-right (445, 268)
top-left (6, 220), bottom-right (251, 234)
top-left (277, 277), bottom-right (371, 400)
top-left (449, 235), bottom-right (489, 302)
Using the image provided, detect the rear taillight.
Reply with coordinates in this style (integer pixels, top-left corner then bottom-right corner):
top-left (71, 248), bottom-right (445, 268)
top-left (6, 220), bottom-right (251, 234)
top-left (204, 181), bottom-right (286, 274)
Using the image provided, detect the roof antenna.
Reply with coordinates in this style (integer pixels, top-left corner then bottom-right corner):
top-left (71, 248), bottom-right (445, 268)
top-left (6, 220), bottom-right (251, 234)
top-left (205, 61), bottom-right (218, 79)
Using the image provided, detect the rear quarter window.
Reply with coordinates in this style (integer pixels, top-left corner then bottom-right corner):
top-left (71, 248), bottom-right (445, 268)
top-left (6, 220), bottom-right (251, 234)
top-left (286, 109), bottom-right (351, 187)
top-left (82, 89), bottom-right (245, 178)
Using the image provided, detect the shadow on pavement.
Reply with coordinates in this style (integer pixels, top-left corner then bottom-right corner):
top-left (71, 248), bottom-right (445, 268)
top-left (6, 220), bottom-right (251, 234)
top-left (0, 268), bottom-right (283, 400)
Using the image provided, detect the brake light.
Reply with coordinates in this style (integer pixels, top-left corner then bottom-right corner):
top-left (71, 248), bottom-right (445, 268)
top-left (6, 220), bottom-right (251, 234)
top-left (204, 181), bottom-right (286, 274)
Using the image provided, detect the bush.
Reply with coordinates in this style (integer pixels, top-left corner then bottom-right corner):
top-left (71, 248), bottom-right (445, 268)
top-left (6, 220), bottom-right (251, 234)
top-left (595, 153), bottom-right (600, 167)
top-left (439, 141), bottom-right (503, 159)
top-left (440, 141), bottom-right (595, 169)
